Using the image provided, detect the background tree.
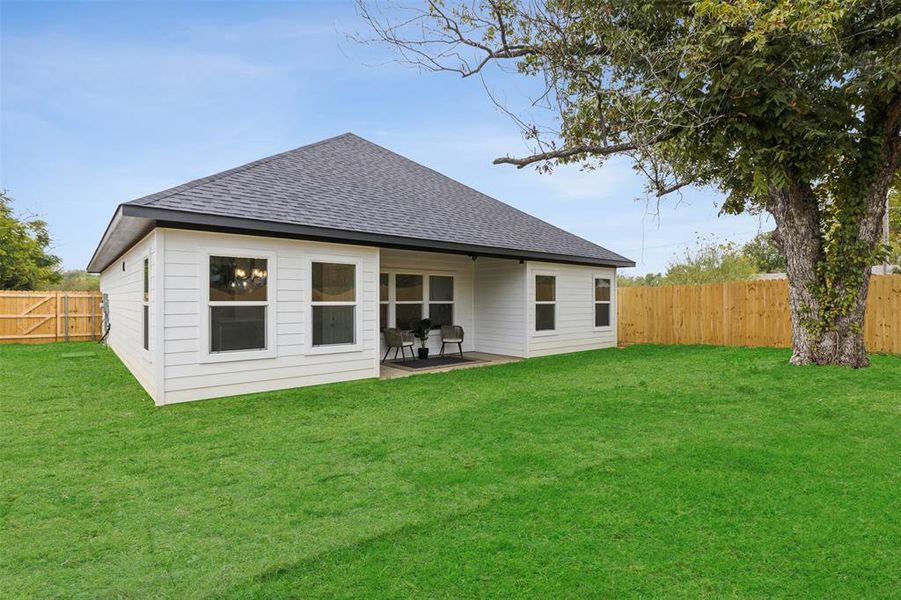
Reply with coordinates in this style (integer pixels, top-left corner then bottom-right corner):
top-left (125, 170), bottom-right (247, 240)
top-left (618, 232), bottom-right (784, 287)
top-left (617, 272), bottom-right (665, 288)
top-left (889, 176), bottom-right (901, 270)
top-left (359, 0), bottom-right (901, 366)
top-left (664, 240), bottom-right (757, 285)
top-left (49, 269), bottom-right (100, 291)
top-left (741, 231), bottom-right (787, 274)
top-left (0, 191), bottom-right (61, 290)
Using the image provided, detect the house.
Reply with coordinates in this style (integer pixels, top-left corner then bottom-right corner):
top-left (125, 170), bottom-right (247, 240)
top-left (87, 133), bottom-right (634, 405)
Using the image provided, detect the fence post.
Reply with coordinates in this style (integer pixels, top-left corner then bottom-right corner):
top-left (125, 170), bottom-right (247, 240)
top-left (63, 294), bottom-right (69, 342)
top-left (55, 291), bottom-right (60, 342)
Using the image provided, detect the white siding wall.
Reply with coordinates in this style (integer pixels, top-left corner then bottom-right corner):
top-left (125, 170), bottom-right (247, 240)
top-left (100, 231), bottom-right (159, 400)
top-left (102, 227), bottom-right (620, 405)
top-left (473, 257), bottom-right (527, 357)
top-left (160, 229), bottom-right (380, 404)
top-left (526, 262), bottom-right (617, 358)
top-left (378, 249), bottom-right (475, 356)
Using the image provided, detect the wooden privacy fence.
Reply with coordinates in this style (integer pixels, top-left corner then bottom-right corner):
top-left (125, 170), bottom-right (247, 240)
top-left (617, 275), bottom-right (901, 354)
top-left (0, 291), bottom-right (103, 344)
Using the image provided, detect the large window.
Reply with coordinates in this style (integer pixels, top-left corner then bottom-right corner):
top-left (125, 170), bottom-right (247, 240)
top-left (382, 273), bottom-right (455, 331)
top-left (428, 275), bottom-right (454, 329)
top-left (209, 256), bottom-right (268, 353)
top-left (142, 257), bottom-right (149, 351)
top-left (312, 262), bottom-right (356, 346)
top-left (395, 274), bottom-right (423, 330)
top-left (594, 278), bottom-right (611, 327)
top-left (535, 275), bottom-right (556, 332)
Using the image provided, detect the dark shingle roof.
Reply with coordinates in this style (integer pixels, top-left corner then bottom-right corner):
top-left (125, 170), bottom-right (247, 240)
top-left (110, 133), bottom-right (632, 267)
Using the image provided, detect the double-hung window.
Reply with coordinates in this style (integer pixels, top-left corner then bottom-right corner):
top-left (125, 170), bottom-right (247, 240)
top-left (312, 262), bottom-right (356, 346)
top-left (208, 255), bottom-right (269, 353)
top-left (142, 256), bottom-right (149, 351)
top-left (594, 278), bottom-right (612, 328)
top-left (428, 275), bottom-right (453, 329)
top-left (394, 274), bottom-right (423, 330)
top-left (535, 275), bottom-right (556, 332)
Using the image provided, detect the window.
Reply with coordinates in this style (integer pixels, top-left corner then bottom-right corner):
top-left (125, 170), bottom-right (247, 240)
top-left (208, 255), bottom-right (268, 353)
top-left (380, 272), bottom-right (457, 331)
top-left (210, 306), bottom-right (266, 352)
top-left (594, 277), bottom-right (611, 327)
top-left (379, 273), bottom-right (389, 331)
top-left (143, 258), bottom-right (149, 302)
top-left (312, 262), bottom-right (356, 346)
top-left (428, 275), bottom-right (454, 329)
top-left (142, 257), bottom-right (149, 351)
top-left (395, 274), bottom-right (423, 330)
top-left (535, 275), bottom-right (556, 331)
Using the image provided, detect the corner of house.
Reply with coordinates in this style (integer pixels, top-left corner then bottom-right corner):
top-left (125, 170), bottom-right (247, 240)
top-left (152, 228), bottom-right (167, 406)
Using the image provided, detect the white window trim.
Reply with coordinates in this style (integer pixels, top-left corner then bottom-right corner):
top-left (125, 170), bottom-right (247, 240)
top-left (593, 273), bottom-right (614, 331)
top-left (200, 250), bottom-right (278, 364)
top-left (532, 270), bottom-right (558, 336)
top-left (380, 270), bottom-right (456, 331)
top-left (306, 256), bottom-right (364, 356)
top-left (141, 252), bottom-right (151, 359)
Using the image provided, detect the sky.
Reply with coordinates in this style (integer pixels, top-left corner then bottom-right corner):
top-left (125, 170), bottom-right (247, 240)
top-left (0, 0), bottom-right (773, 274)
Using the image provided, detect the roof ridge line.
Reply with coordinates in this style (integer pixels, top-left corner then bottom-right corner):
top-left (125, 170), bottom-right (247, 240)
top-left (134, 132), bottom-right (357, 207)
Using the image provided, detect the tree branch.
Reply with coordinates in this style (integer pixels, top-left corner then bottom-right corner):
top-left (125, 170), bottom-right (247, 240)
top-left (493, 131), bottom-right (676, 168)
top-left (355, 0), bottom-right (604, 78)
top-left (655, 178), bottom-right (695, 197)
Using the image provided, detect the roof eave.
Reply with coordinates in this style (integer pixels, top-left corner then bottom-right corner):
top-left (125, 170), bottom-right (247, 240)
top-left (90, 204), bottom-right (635, 272)
top-left (86, 205), bottom-right (124, 273)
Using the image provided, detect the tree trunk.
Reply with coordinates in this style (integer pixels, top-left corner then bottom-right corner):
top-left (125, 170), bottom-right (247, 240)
top-left (770, 171), bottom-right (893, 368)
top-left (786, 272), bottom-right (872, 368)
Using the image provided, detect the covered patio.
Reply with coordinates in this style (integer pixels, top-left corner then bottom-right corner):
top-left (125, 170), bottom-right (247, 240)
top-left (379, 351), bottom-right (521, 379)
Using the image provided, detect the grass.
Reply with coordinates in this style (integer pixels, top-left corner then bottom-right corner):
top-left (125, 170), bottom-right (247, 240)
top-left (1, 342), bottom-right (899, 598)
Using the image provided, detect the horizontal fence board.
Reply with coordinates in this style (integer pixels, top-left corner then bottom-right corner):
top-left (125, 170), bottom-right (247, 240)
top-left (0, 291), bottom-right (102, 344)
top-left (618, 275), bottom-right (901, 354)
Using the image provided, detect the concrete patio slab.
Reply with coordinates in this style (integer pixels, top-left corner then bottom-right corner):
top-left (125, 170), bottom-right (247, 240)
top-left (379, 352), bottom-right (521, 379)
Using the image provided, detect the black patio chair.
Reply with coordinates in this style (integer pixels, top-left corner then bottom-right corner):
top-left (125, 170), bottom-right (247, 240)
top-left (383, 328), bottom-right (415, 363)
top-left (439, 325), bottom-right (464, 359)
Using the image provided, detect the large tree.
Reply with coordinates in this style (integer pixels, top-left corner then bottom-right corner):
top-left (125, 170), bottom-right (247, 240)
top-left (0, 191), bottom-right (61, 290)
top-left (359, 0), bottom-right (901, 366)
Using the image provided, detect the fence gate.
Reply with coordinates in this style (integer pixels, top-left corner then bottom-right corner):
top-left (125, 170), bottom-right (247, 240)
top-left (0, 291), bottom-right (103, 344)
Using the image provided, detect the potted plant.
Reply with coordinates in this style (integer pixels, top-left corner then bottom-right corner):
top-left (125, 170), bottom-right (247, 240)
top-left (411, 318), bottom-right (432, 359)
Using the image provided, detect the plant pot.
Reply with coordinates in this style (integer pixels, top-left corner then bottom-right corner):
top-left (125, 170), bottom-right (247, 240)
top-left (418, 347), bottom-right (430, 360)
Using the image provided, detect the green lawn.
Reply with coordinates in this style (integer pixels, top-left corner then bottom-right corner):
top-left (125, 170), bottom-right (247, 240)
top-left (1, 343), bottom-right (899, 598)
